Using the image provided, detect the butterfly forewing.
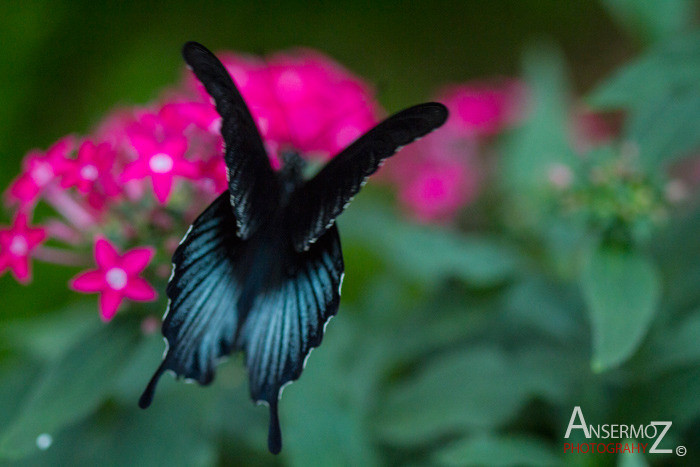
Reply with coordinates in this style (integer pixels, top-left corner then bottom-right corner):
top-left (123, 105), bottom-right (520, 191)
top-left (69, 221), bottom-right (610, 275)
top-left (182, 41), bottom-right (280, 240)
top-left (286, 103), bottom-right (448, 252)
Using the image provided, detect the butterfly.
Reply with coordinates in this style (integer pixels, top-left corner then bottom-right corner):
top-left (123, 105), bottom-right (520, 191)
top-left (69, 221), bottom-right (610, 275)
top-left (139, 41), bottom-right (448, 454)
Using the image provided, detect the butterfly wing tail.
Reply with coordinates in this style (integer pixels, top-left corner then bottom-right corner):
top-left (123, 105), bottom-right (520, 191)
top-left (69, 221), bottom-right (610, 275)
top-left (240, 225), bottom-right (344, 453)
top-left (139, 192), bottom-right (245, 407)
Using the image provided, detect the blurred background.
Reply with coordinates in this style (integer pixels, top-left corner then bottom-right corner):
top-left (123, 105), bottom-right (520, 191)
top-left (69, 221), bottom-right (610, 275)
top-left (1, 1), bottom-right (699, 466)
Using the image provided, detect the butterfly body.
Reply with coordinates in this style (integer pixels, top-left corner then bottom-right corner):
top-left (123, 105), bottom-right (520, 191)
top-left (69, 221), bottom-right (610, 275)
top-left (140, 41), bottom-right (448, 454)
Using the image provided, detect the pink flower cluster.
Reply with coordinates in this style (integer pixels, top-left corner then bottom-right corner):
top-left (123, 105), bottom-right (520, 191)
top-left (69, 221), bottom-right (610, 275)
top-left (0, 48), bottom-right (379, 321)
top-left (187, 49), bottom-right (380, 165)
top-left (384, 80), bottom-right (527, 223)
top-left (2, 45), bottom-right (535, 320)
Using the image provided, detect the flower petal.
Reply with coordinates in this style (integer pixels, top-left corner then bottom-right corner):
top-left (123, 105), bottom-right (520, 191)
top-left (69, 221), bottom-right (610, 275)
top-left (173, 159), bottom-right (200, 179)
top-left (162, 136), bottom-right (188, 159)
top-left (94, 237), bottom-right (119, 268)
top-left (10, 257), bottom-right (30, 284)
top-left (70, 270), bottom-right (105, 292)
top-left (151, 173), bottom-right (173, 204)
top-left (25, 228), bottom-right (47, 248)
top-left (121, 247), bottom-right (155, 274)
top-left (129, 132), bottom-right (158, 157)
top-left (14, 212), bottom-right (29, 230)
top-left (124, 277), bottom-right (157, 301)
top-left (120, 160), bottom-right (149, 183)
top-left (99, 290), bottom-right (124, 322)
top-left (8, 174), bottom-right (41, 205)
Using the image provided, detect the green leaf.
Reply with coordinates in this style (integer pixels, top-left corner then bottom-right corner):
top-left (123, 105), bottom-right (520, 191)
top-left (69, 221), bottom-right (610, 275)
top-left (626, 88), bottom-right (700, 167)
top-left (0, 357), bottom-right (41, 439)
top-left (19, 389), bottom-right (219, 467)
top-left (502, 277), bottom-right (585, 344)
top-left (499, 42), bottom-right (579, 228)
top-left (0, 320), bottom-right (140, 459)
top-left (601, 0), bottom-right (697, 44)
top-left (341, 202), bottom-right (519, 288)
top-left (0, 303), bottom-right (100, 361)
top-left (282, 316), bottom-right (381, 466)
top-left (376, 347), bottom-right (529, 444)
top-left (641, 309), bottom-right (700, 375)
top-left (589, 31), bottom-right (700, 109)
top-left (433, 434), bottom-right (561, 467)
top-left (623, 366), bottom-right (700, 428)
top-left (96, 388), bottom-right (218, 466)
top-left (514, 346), bottom-right (588, 405)
top-left (581, 246), bottom-right (661, 371)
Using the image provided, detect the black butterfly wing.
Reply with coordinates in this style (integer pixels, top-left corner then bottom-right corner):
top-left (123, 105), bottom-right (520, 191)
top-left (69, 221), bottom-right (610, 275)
top-left (140, 191), bottom-right (345, 455)
top-left (139, 192), bottom-right (244, 408)
top-left (286, 102), bottom-right (448, 252)
top-left (239, 225), bottom-right (344, 454)
top-left (182, 41), bottom-right (280, 239)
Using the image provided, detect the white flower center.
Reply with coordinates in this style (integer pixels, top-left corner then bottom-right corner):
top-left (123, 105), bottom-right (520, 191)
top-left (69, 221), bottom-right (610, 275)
top-left (105, 267), bottom-right (128, 291)
top-left (149, 153), bottom-right (174, 174)
top-left (9, 235), bottom-right (28, 256)
top-left (31, 162), bottom-right (54, 185)
top-left (80, 164), bottom-right (99, 181)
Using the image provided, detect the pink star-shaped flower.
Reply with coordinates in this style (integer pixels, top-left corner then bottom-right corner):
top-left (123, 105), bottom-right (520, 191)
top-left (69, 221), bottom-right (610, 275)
top-left (185, 49), bottom-right (380, 163)
top-left (7, 137), bottom-right (74, 207)
top-left (70, 237), bottom-right (157, 321)
top-left (0, 212), bottom-right (47, 284)
top-left (59, 140), bottom-right (121, 209)
top-left (121, 130), bottom-right (199, 204)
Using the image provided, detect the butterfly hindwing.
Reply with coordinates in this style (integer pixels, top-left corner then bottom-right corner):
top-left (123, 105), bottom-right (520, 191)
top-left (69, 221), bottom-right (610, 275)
top-left (240, 225), bottom-right (344, 453)
top-left (139, 192), bottom-right (243, 408)
top-left (182, 41), bottom-right (279, 240)
top-left (286, 102), bottom-right (448, 252)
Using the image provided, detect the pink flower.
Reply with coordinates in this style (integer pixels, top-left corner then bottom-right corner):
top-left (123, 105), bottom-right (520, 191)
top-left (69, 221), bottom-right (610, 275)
top-left (186, 49), bottom-right (380, 163)
top-left (383, 79), bottom-right (527, 223)
top-left (0, 212), bottom-right (47, 284)
top-left (439, 80), bottom-right (527, 137)
top-left (160, 101), bottom-right (221, 134)
top-left (398, 159), bottom-right (476, 223)
top-left (59, 140), bottom-right (120, 209)
top-left (196, 156), bottom-right (228, 194)
top-left (7, 137), bottom-right (74, 207)
top-left (70, 237), bottom-right (157, 321)
top-left (121, 129), bottom-right (199, 204)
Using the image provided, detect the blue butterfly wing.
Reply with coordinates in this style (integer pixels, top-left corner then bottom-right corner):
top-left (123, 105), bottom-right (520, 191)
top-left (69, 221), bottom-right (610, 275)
top-left (139, 191), bottom-right (344, 454)
top-left (240, 225), bottom-right (344, 453)
top-left (182, 41), bottom-right (280, 240)
top-left (139, 192), bottom-right (244, 408)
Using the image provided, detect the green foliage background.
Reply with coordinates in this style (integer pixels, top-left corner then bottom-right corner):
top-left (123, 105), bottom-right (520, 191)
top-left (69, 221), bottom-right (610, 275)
top-left (0, 1), bottom-right (699, 466)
